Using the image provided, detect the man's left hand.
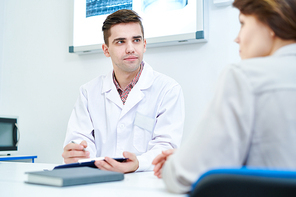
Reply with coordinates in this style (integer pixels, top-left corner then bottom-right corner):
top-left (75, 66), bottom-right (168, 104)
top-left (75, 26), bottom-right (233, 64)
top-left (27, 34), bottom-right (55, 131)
top-left (95, 151), bottom-right (139, 173)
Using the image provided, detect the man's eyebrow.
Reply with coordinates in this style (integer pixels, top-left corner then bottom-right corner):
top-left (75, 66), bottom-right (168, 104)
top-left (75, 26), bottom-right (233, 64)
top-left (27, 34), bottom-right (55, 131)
top-left (112, 37), bottom-right (126, 44)
top-left (133, 35), bottom-right (142, 39)
top-left (112, 35), bottom-right (143, 44)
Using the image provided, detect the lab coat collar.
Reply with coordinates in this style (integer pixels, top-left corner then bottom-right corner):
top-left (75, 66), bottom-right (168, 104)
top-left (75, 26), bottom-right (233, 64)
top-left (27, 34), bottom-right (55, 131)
top-left (119, 62), bottom-right (155, 118)
top-left (102, 70), bottom-right (123, 109)
top-left (136, 61), bottom-right (155, 90)
top-left (102, 70), bottom-right (115, 94)
top-left (101, 61), bottom-right (155, 112)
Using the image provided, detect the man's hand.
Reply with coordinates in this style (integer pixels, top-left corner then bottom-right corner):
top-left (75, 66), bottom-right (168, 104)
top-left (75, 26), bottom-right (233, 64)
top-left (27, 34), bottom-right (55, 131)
top-left (95, 151), bottom-right (139, 173)
top-left (152, 149), bottom-right (176, 178)
top-left (62, 140), bottom-right (90, 164)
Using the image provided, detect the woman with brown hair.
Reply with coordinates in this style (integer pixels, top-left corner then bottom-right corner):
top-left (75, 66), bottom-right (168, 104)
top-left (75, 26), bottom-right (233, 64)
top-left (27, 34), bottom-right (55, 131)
top-left (152, 0), bottom-right (296, 194)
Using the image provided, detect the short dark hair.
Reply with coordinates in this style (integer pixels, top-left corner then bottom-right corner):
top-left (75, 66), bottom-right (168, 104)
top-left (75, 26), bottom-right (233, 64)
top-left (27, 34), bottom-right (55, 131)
top-left (102, 9), bottom-right (144, 46)
top-left (233, 0), bottom-right (296, 41)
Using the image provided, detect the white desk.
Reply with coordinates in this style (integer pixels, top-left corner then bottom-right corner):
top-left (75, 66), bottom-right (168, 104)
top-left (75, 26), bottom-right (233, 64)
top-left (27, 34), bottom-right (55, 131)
top-left (0, 162), bottom-right (186, 197)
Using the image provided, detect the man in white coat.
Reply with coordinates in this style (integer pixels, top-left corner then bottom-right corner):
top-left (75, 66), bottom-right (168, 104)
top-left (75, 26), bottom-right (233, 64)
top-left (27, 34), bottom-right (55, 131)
top-left (62, 9), bottom-right (184, 173)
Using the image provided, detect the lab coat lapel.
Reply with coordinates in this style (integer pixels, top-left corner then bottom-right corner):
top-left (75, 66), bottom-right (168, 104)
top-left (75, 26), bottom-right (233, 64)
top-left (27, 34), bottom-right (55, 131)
top-left (102, 71), bottom-right (123, 109)
top-left (120, 86), bottom-right (144, 119)
top-left (119, 62), bottom-right (154, 119)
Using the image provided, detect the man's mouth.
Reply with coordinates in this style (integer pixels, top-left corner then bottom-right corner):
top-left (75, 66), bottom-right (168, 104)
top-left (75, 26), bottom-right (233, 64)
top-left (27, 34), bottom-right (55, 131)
top-left (124, 55), bottom-right (138, 61)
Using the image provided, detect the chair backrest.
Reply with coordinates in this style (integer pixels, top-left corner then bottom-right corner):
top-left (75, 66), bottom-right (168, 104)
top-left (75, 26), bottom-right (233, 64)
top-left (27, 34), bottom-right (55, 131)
top-left (190, 168), bottom-right (296, 197)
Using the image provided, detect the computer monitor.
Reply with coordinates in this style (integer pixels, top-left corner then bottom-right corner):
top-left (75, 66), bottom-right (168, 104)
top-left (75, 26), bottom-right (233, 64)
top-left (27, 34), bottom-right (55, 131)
top-left (0, 117), bottom-right (19, 155)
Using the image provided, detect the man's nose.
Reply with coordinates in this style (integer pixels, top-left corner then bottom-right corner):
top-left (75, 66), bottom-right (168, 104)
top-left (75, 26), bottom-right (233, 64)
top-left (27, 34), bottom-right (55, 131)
top-left (126, 41), bottom-right (135, 54)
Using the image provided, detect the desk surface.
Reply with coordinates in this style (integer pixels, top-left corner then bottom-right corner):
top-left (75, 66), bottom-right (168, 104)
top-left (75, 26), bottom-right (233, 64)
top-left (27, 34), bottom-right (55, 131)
top-left (0, 162), bottom-right (186, 197)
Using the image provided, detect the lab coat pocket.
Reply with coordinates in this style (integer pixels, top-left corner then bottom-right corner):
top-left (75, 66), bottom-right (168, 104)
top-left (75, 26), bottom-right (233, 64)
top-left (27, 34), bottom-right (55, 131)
top-left (133, 113), bottom-right (155, 152)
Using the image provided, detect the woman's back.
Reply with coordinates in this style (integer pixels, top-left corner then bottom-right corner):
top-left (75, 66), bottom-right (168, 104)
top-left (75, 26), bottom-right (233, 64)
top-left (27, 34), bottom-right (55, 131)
top-left (240, 44), bottom-right (296, 168)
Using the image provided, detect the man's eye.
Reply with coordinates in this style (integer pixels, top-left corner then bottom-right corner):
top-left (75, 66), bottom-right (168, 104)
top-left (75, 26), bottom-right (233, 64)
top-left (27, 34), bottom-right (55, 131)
top-left (117, 41), bottom-right (124, 44)
top-left (134, 39), bottom-right (140, 42)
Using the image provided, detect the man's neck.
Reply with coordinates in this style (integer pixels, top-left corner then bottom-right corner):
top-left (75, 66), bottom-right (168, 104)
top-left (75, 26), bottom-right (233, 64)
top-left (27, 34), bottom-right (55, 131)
top-left (114, 67), bottom-right (140, 90)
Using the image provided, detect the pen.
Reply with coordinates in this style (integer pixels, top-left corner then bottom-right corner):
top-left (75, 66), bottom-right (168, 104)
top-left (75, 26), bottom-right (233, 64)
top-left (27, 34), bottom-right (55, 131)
top-left (71, 141), bottom-right (86, 151)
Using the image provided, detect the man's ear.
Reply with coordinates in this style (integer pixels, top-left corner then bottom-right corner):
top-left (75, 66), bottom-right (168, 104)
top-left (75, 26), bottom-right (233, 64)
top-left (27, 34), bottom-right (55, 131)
top-left (143, 39), bottom-right (147, 53)
top-left (102, 44), bottom-right (110, 57)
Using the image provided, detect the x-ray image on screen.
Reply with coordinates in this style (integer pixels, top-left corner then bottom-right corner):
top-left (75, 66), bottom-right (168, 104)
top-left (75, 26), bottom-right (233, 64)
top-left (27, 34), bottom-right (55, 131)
top-left (86, 0), bottom-right (133, 18)
top-left (72, 0), bottom-right (206, 53)
top-left (142, 0), bottom-right (188, 13)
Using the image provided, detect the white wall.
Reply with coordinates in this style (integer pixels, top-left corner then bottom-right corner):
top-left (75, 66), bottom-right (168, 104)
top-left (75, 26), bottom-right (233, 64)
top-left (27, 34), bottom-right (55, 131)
top-left (0, 0), bottom-right (6, 107)
top-left (0, 0), bottom-right (240, 164)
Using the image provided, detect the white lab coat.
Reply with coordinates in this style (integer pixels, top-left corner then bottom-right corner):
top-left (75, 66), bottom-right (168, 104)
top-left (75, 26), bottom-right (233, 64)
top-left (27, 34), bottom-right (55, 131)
top-left (64, 62), bottom-right (185, 171)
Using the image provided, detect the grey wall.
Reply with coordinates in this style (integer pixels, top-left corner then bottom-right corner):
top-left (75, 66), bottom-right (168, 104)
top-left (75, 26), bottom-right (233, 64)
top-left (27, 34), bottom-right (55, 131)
top-left (0, 0), bottom-right (240, 164)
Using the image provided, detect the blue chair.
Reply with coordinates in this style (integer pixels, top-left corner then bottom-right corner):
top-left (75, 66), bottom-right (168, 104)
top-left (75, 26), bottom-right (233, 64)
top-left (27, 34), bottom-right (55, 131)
top-left (189, 168), bottom-right (296, 197)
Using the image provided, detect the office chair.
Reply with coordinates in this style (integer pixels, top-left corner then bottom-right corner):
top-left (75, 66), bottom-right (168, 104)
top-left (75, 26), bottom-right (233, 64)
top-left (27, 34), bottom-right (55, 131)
top-left (189, 168), bottom-right (296, 197)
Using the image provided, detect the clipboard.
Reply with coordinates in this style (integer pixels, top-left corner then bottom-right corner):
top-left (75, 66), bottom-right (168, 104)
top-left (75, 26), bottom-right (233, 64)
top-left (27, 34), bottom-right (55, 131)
top-left (54, 158), bottom-right (128, 169)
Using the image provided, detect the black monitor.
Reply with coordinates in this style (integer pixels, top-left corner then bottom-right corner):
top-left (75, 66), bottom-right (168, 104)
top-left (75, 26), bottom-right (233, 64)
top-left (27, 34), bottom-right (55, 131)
top-left (0, 117), bottom-right (19, 153)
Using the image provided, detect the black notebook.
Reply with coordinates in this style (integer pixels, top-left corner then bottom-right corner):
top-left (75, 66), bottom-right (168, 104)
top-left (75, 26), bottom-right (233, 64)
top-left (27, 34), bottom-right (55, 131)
top-left (25, 167), bottom-right (124, 187)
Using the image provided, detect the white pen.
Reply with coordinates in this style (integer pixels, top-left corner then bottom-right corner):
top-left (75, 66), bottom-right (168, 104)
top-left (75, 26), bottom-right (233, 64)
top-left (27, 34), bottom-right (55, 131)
top-left (71, 140), bottom-right (86, 151)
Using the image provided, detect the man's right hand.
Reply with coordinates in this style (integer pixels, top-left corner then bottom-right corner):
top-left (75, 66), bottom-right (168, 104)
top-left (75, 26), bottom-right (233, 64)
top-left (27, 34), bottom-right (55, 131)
top-left (62, 140), bottom-right (90, 164)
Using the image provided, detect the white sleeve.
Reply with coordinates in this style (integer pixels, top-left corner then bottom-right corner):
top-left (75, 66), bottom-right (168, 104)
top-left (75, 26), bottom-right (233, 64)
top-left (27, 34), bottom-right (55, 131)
top-left (137, 84), bottom-right (185, 171)
top-left (162, 65), bottom-right (255, 193)
top-left (63, 86), bottom-right (97, 158)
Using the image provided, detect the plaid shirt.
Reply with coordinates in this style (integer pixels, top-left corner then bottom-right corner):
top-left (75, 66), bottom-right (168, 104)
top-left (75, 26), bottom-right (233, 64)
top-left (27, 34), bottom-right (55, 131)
top-left (113, 62), bottom-right (144, 105)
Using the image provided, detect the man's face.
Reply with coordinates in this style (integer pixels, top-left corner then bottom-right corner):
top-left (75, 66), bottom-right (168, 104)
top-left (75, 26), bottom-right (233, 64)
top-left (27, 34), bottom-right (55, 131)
top-left (102, 22), bottom-right (146, 74)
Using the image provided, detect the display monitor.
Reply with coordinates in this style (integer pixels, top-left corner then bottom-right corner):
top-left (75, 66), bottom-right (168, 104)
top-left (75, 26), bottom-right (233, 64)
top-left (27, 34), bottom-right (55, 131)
top-left (0, 117), bottom-right (19, 155)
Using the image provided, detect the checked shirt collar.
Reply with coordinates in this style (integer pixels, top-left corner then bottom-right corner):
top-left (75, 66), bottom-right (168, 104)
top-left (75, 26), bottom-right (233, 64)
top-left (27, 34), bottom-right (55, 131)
top-left (113, 61), bottom-right (144, 105)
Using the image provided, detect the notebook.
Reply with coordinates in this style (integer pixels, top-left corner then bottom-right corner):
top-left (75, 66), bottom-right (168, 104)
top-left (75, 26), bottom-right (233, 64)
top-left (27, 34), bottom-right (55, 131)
top-left (25, 167), bottom-right (124, 187)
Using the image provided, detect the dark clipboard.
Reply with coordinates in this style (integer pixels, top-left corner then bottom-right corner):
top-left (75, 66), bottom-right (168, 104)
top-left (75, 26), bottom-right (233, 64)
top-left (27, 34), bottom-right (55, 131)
top-left (54, 158), bottom-right (128, 170)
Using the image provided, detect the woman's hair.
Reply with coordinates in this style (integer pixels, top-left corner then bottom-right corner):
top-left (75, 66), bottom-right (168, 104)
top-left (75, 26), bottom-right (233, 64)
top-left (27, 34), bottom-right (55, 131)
top-left (102, 9), bottom-right (144, 46)
top-left (233, 0), bottom-right (296, 41)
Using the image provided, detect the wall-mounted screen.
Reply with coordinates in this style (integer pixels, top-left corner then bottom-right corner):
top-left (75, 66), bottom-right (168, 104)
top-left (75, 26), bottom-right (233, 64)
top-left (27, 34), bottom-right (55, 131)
top-left (70, 0), bottom-right (207, 54)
